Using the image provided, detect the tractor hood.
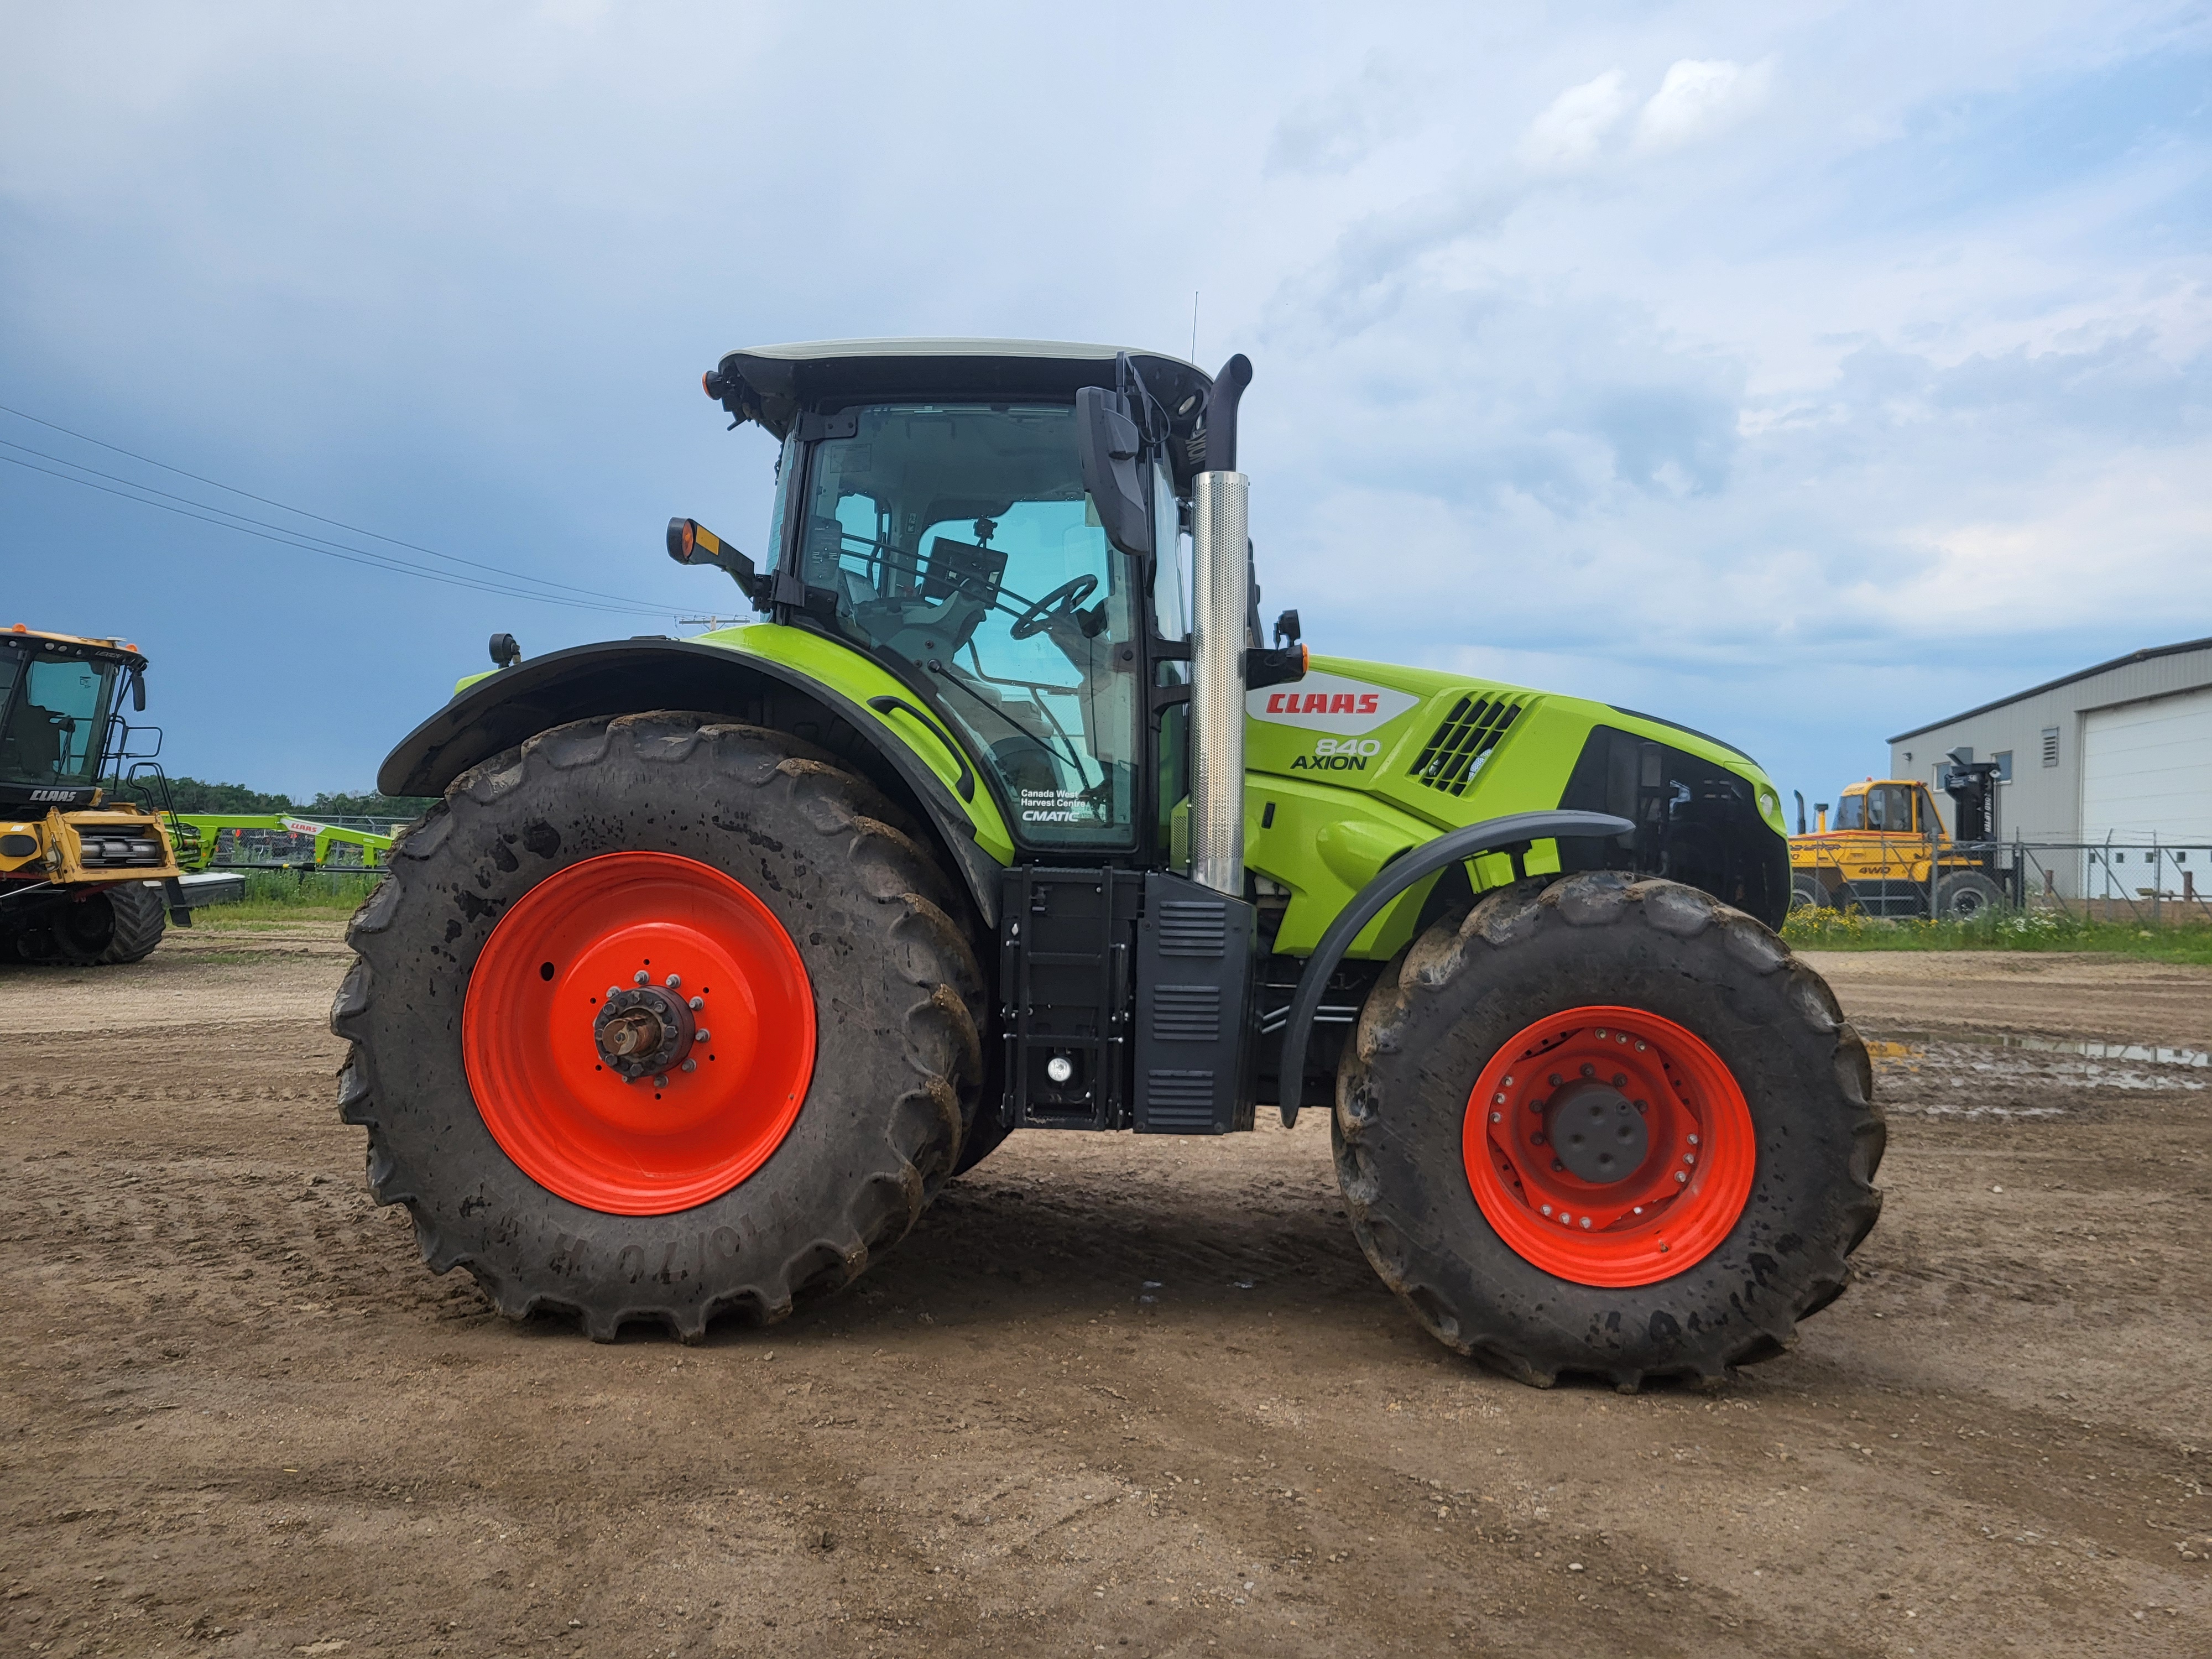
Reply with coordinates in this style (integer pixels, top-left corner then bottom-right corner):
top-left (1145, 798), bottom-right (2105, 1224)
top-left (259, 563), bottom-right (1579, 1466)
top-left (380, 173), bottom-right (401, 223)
top-left (705, 338), bottom-right (1213, 441)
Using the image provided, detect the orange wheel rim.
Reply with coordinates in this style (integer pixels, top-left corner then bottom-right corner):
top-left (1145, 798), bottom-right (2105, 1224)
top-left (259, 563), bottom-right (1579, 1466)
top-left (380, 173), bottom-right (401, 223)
top-left (462, 851), bottom-right (815, 1215)
top-left (1462, 1005), bottom-right (1754, 1287)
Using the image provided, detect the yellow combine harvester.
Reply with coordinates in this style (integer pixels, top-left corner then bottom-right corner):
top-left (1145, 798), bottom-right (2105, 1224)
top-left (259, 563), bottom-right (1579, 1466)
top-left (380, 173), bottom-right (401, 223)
top-left (1788, 763), bottom-right (2011, 920)
top-left (0, 623), bottom-right (192, 963)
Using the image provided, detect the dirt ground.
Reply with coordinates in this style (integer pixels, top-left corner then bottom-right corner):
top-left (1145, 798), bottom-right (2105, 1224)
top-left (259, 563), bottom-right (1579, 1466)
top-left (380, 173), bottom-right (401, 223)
top-left (3, 925), bottom-right (2207, 1658)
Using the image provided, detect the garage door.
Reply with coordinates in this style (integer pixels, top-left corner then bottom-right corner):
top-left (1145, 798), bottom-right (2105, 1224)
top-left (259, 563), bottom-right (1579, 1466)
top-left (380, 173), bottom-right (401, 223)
top-left (2081, 686), bottom-right (2212, 843)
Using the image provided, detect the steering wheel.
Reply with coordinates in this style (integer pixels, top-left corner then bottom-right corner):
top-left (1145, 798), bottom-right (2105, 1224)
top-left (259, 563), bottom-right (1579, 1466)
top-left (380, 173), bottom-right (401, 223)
top-left (1008, 575), bottom-right (1099, 639)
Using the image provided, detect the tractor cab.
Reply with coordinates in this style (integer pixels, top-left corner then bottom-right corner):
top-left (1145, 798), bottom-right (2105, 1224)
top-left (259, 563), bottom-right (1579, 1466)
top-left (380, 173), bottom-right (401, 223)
top-left (694, 340), bottom-right (1236, 858)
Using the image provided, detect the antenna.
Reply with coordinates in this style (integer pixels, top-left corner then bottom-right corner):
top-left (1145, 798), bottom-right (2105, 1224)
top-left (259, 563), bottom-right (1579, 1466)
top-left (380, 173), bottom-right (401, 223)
top-left (1190, 291), bottom-right (1199, 363)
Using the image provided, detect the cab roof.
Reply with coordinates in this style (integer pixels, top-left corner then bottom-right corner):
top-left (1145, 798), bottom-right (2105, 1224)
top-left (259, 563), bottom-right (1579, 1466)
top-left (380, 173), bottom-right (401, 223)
top-left (3, 624), bottom-right (146, 667)
top-left (707, 337), bottom-right (1214, 441)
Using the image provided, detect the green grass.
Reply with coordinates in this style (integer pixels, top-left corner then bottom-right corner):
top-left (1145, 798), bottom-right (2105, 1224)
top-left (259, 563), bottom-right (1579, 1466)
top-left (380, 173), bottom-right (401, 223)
top-left (194, 868), bottom-right (384, 927)
top-left (1781, 905), bottom-right (2212, 965)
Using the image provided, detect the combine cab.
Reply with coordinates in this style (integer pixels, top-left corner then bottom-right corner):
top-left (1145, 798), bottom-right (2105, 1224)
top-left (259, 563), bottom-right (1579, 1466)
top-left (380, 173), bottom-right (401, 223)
top-left (0, 624), bottom-right (192, 964)
top-left (335, 340), bottom-right (1883, 1388)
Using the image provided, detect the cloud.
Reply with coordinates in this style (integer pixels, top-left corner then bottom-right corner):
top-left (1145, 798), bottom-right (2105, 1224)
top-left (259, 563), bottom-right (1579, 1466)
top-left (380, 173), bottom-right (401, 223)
top-left (1634, 58), bottom-right (1772, 152)
top-left (1265, 56), bottom-right (1418, 177)
top-left (1515, 70), bottom-right (1629, 170)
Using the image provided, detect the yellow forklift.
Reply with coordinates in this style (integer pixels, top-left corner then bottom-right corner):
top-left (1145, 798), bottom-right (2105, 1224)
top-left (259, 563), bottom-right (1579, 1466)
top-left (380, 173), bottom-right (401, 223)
top-left (1788, 754), bottom-right (2012, 919)
top-left (0, 624), bottom-right (196, 963)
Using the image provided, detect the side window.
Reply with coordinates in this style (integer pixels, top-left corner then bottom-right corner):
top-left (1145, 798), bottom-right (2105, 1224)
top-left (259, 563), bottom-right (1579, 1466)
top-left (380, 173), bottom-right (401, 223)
top-left (1151, 461), bottom-right (1188, 641)
top-left (1835, 794), bottom-right (1864, 831)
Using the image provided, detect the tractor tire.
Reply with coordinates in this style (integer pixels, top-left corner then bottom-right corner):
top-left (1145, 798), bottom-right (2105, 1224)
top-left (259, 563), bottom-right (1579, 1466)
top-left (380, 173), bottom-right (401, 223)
top-left (1934, 871), bottom-right (2004, 921)
top-left (331, 711), bottom-right (989, 1341)
top-left (1788, 874), bottom-right (1827, 912)
top-left (1333, 870), bottom-right (1884, 1390)
top-left (94, 881), bottom-right (168, 964)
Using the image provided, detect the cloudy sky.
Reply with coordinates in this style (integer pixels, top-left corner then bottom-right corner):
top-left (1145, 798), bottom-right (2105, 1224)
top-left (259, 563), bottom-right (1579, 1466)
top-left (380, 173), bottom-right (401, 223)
top-left (3, 1), bottom-right (2206, 815)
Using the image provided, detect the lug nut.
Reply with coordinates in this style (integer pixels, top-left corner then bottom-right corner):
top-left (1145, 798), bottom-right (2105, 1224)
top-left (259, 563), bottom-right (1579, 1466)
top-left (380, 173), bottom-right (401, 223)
top-left (1540, 1204), bottom-right (1553, 1217)
top-left (1551, 1159), bottom-right (1564, 1172)
top-left (1490, 1112), bottom-right (1502, 1123)
top-left (1635, 1041), bottom-right (1647, 1052)
top-left (1687, 1133), bottom-right (1700, 1146)
top-left (1579, 1217), bottom-right (1592, 1229)
top-left (653, 1073), bottom-right (669, 1088)
top-left (1613, 1073), bottom-right (1626, 1087)
top-left (1549, 1074), bottom-right (1563, 1088)
top-left (665, 973), bottom-right (681, 989)
top-left (1580, 1063), bottom-right (1595, 1078)
top-left (1494, 1093), bottom-right (1506, 1105)
top-left (1674, 1171), bottom-right (1688, 1184)
top-left (688, 995), bottom-right (705, 1010)
top-left (694, 1029), bottom-right (711, 1044)
top-left (605, 985), bottom-right (620, 999)
top-left (1684, 1153), bottom-right (1697, 1166)
top-left (681, 1058), bottom-right (696, 1073)
top-left (634, 971), bottom-right (649, 985)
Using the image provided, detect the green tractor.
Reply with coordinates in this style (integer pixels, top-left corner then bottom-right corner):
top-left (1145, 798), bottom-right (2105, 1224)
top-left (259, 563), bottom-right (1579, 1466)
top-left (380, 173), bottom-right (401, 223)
top-left (336, 339), bottom-right (1882, 1387)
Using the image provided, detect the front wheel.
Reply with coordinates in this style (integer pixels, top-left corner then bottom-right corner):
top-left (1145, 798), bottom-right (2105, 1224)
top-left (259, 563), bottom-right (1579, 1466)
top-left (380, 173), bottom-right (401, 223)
top-left (1935, 870), bottom-right (2004, 920)
top-left (1333, 872), bottom-right (1884, 1389)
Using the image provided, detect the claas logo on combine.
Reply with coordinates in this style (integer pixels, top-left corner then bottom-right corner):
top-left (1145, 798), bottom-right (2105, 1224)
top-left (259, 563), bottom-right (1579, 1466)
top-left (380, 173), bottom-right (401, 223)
top-left (1245, 672), bottom-right (1420, 754)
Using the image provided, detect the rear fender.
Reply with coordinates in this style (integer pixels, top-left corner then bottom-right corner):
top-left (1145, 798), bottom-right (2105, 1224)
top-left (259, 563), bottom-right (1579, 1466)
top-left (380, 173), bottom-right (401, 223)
top-left (377, 634), bottom-right (1013, 925)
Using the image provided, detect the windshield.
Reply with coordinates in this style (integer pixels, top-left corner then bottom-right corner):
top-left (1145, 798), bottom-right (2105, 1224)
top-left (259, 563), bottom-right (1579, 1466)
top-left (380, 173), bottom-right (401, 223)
top-left (1835, 786), bottom-right (1914, 833)
top-left (0, 645), bottom-right (119, 788)
top-left (797, 403), bottom-right (1141, 847)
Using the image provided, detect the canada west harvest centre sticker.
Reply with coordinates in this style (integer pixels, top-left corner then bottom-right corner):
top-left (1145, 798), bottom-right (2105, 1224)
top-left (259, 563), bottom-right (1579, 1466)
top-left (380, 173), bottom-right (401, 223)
top-left (1246, 671), bottom-right (1420, 737)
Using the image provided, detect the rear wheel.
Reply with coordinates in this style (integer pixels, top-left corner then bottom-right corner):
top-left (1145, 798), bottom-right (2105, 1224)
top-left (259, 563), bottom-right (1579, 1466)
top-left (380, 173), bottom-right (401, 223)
top-left (332, 711), bottom-right (987, 1340)
top-left (1333, 872), bottom-right (1883, 1388)
top-left (1788, 874), bottom-right (1827, 912)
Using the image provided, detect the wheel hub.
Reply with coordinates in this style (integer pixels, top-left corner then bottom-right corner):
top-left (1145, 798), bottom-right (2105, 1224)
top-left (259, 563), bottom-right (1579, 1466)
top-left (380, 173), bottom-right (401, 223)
top-left (592, 983), bottom-right (696, 1082)
top-left (1546, 1081), bottom-right (1647, 1183)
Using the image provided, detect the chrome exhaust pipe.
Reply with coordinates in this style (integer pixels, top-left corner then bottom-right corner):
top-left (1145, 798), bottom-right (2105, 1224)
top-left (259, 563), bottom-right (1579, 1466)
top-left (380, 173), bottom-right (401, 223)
top-left (1190, 354), bottom-right (1253, 897)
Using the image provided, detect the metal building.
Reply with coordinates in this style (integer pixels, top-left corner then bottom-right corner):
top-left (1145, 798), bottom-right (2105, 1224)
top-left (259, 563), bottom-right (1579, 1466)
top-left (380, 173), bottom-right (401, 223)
top-left (1886, 637), bottom-right (2212, 896)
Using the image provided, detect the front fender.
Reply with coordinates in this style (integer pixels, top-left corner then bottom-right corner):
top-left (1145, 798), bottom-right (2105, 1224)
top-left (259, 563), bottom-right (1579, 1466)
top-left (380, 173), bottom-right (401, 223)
top-left (378, 633), bottom-right (1013, 924)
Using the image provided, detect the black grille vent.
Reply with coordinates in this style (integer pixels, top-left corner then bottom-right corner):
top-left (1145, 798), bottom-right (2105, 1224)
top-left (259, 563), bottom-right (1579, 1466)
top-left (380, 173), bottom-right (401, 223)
top-left (1143, 1071), bottom-right (1217, 1128)
top-left (1410, 695), bottom-right (1526, 795)
top-left (1151, 985), bottom-right (1220, 1042)
top-left (1156, 900), bottom-right (1227, 957)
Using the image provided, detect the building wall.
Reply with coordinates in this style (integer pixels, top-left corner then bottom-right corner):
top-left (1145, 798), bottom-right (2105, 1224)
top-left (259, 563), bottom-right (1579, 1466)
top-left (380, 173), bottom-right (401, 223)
top-left (1886, 643), bottom-right (2212, 897)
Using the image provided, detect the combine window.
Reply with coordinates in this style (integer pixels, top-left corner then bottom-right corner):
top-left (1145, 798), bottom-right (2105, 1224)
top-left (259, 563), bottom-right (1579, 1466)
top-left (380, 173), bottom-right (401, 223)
top-left (0, 645), bottom-right (120, 789)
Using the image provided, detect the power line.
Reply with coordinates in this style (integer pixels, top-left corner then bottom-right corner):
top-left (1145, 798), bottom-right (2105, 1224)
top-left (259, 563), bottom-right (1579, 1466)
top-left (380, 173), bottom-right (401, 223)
top-left (0, 451), bottom-right (677, 618)
top-left (0, 435), bottom-right (674, 615)
top-left (0, 400), bottom-right (695, 616)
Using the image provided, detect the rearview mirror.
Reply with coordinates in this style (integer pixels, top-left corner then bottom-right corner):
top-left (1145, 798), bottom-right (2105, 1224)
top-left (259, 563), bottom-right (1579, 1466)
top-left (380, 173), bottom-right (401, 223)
top-left (129, 669), bottom-right (146, 713)
top-left (1074, 387), bottom-right (1152, 559)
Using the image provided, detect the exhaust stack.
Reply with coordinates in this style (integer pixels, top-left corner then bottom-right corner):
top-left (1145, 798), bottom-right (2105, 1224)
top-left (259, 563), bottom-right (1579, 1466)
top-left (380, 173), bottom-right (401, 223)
top-left (1190, 354), bottom-right (1254, 897)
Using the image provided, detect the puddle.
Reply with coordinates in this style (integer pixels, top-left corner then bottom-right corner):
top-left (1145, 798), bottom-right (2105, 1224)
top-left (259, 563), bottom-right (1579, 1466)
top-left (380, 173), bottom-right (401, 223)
top-left (1865, 1033), bottom-right (2207, 1069)
top-left (1860, 1030), bottom-right (2207, 1118)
